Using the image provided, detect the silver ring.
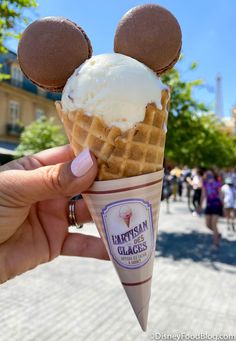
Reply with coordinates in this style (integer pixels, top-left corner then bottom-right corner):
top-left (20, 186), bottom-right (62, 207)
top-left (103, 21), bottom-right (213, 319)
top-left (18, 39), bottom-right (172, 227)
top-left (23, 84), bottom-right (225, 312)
top-left (68, 196), bottom-right (83, 229)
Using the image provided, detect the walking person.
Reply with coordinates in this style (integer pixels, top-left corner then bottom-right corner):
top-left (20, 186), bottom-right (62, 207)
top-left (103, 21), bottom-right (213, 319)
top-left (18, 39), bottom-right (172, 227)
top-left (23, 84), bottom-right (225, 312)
top-left (221, 177), bottom-right (235, 231)
top-left (201, 170), bottom-right (222, 248)
top-left (171, 175), bottom-right (178, 201)
top-left (191, 169), bottom-right (203, 216)
top-left (232, 170), bottom-right (236, 219)
top-left (184, 168), bottom-right (193, 212)
top-left (177, 171), bottom-right (184, 201)
top-left (162, 169), bottom-right (172, 213)
top-left (170, 166), bottom-right (182, 201)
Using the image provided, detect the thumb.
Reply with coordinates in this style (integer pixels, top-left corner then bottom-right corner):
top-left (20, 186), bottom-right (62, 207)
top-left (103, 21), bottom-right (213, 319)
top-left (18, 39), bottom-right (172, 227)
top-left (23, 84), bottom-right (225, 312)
top-left (2, 148), bottom-right (97, 204)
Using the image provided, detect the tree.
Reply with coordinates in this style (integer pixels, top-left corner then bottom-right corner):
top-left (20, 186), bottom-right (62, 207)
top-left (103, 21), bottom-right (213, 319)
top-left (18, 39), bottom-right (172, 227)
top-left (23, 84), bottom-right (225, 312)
top-left (0, 0), bottom-right (37, 53)
top-left (194, 114), bottom-right (236, 168)
top-left (161, 63), bottom-right (236, 168)
top-left (0, 0), bottom-right (37, 79)
top-left (15, 117), bottom-right (67, 157)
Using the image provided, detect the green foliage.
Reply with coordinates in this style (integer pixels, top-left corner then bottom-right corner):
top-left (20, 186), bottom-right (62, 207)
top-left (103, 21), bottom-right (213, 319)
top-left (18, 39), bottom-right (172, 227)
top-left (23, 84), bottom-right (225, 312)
top-left (195, 115), bottom-right (236, 168)
top-left (15, 116), bottom-right (67, 157)
top-left (162, 64), bottom-right (236, 168)
top-left (190, 62), bottom-right (198, 70)
top-left (0, 0), bottom-right (37, 53)
top-left (0, 63), bottom-right (10, 80)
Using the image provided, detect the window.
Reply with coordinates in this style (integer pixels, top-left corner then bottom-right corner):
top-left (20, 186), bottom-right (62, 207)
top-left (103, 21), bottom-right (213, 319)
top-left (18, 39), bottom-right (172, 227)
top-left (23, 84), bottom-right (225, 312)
top-left (35, 108), bottom-right (45, 120)
top-left (11, 64), bottom-right (23, 87)
top-left (9, 101), bottom-right (20, 124)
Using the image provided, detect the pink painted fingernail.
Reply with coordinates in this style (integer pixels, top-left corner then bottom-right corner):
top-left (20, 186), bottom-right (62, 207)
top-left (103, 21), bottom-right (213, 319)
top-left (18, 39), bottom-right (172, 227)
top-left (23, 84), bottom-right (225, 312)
top-left (71, 148), bottom-right (93, 177)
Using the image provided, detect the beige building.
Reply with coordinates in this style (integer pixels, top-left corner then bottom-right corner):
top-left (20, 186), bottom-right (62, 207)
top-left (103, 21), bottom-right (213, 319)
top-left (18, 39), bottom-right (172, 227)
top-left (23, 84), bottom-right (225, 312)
top-left (223, 106), bottom-right (236, 135)
top-left (232, 106), bottom-right (236, 134)
top-left (0, 50), bottom-right (61, 151)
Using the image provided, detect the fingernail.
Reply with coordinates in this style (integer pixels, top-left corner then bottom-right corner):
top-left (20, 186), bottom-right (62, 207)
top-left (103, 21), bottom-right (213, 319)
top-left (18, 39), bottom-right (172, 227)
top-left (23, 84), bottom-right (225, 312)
top-left (71, 148), bottom-right (93, 177)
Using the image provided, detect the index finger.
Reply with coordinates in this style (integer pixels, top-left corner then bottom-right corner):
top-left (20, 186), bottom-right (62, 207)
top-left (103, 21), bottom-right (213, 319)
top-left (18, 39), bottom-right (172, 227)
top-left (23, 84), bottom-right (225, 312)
top-left (34, 144), bottom-right (75, 166)
top-left (0, 144), bottom-right (75, 172)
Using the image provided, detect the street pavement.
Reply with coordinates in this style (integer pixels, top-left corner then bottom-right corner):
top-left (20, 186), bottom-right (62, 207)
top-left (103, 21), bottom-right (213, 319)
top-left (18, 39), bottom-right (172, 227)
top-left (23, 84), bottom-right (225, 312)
top-left (1, 198), bottom-right (236, 341)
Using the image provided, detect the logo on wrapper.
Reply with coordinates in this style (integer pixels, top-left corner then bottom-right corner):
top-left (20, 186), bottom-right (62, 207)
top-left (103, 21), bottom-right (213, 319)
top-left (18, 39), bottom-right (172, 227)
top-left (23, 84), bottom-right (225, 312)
top-left (119, 206), bottom-right (133, 228)
top-left (101, 199), bottom-right (154, 269)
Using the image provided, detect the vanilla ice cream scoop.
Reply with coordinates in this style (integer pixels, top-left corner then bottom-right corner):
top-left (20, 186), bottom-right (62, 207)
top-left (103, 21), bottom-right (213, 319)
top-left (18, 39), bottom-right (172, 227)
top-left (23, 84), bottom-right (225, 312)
top-left (61, 53), bottom-right (165, 131)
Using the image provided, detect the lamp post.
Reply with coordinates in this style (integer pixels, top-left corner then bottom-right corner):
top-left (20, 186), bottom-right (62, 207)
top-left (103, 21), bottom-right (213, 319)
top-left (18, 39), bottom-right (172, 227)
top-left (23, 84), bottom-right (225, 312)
top-left (215, 74), bottom-right (223, 119)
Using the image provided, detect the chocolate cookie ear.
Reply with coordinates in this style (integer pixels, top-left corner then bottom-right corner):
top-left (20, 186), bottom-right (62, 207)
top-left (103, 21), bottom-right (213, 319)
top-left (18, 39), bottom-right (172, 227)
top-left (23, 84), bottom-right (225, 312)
top-left (114, 4), bottom-right (182, 75)
top-left (18, 17), bottom-right (92, 92)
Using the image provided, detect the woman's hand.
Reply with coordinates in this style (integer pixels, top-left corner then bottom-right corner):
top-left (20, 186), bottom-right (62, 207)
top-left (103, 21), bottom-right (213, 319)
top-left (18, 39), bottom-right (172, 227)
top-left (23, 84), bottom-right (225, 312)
top-left (0, 145), bottom-right (108, 284)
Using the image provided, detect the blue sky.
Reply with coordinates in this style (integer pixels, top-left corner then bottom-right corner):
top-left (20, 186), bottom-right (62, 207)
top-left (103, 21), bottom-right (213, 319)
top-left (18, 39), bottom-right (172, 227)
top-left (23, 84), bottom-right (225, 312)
top-left (8, 0), bottom-right (236, 117)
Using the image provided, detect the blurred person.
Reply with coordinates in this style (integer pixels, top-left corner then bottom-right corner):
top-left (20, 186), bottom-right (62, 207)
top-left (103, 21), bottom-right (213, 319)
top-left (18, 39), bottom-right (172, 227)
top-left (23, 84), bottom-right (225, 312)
top-left (221, 177), bottom-right (235, 231)
top-left (191, 169), bottom-right (203, 216)
top-left (201, 170), bottom-right (222, 248)
top-left (0, 145), bottom-right (109, 284)
top-left (171, 174), bottom-right (178, 201)
top-left (162, 169), bottom-right (173, 213)
top-left (170, 166), bottom-right (181, 201)
top-left (231, 170), bottom-right (236, 203)
top-left (232, 170), bottom-right (236, 189)
top-left (182, 166), bottom-right (191, 179)
top-left (177, 171), bottom-right (185, 201)
top-left (184, 168), bottom-right (193, 212)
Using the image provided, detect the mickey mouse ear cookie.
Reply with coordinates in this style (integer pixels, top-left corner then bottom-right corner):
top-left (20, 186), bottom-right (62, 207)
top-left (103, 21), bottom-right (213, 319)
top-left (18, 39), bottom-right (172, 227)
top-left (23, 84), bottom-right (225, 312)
top-left (114, 4), bottom-right (182, 75)
top-left (18, 17), bottom-right (92, 92)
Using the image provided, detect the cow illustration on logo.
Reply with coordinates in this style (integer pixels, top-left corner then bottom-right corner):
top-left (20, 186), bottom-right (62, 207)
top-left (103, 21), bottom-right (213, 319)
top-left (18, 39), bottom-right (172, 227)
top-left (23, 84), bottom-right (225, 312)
top-left (119, 206), bottom-right (133, 228)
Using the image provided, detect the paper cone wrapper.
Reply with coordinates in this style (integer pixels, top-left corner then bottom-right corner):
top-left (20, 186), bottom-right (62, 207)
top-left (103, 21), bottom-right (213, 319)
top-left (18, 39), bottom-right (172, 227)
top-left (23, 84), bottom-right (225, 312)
top-left (82, 169), bottom-right (163, 331)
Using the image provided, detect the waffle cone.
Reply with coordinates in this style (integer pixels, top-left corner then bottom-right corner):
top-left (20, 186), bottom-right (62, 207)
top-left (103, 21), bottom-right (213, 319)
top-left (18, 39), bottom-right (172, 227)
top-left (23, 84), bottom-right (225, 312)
top-left (55, 89), bottom-right (169, 180)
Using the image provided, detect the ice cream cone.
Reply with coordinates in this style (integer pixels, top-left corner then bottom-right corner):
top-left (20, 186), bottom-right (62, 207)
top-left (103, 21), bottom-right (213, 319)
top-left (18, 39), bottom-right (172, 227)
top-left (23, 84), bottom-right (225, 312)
top-left (82, 170), bottom-right (163, 331)
top-left (55, 88), bottom-right (169, 180)
top-left (119, 206), bottom-right (132, 227)
top-left (55, 88), bottom-right (169, 330)
top-left (17, 1), bottom-right (181, 332)
top-left (123, 215), bottom-right (131, 227)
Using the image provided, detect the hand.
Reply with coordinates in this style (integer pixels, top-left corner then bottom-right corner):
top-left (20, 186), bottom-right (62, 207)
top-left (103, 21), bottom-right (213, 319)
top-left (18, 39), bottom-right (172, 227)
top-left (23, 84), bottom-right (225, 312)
top-left (0, 145), bottom-right (109, 284)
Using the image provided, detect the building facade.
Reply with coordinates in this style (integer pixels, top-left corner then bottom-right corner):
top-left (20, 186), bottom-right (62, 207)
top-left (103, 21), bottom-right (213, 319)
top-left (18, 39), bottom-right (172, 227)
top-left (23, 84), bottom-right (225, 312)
top-left (222, 106), bottom-right (236, 136)
top-left (0, 50), bottom-right (61, 149)
top-left (232, 106), bottom-right (236, 135)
